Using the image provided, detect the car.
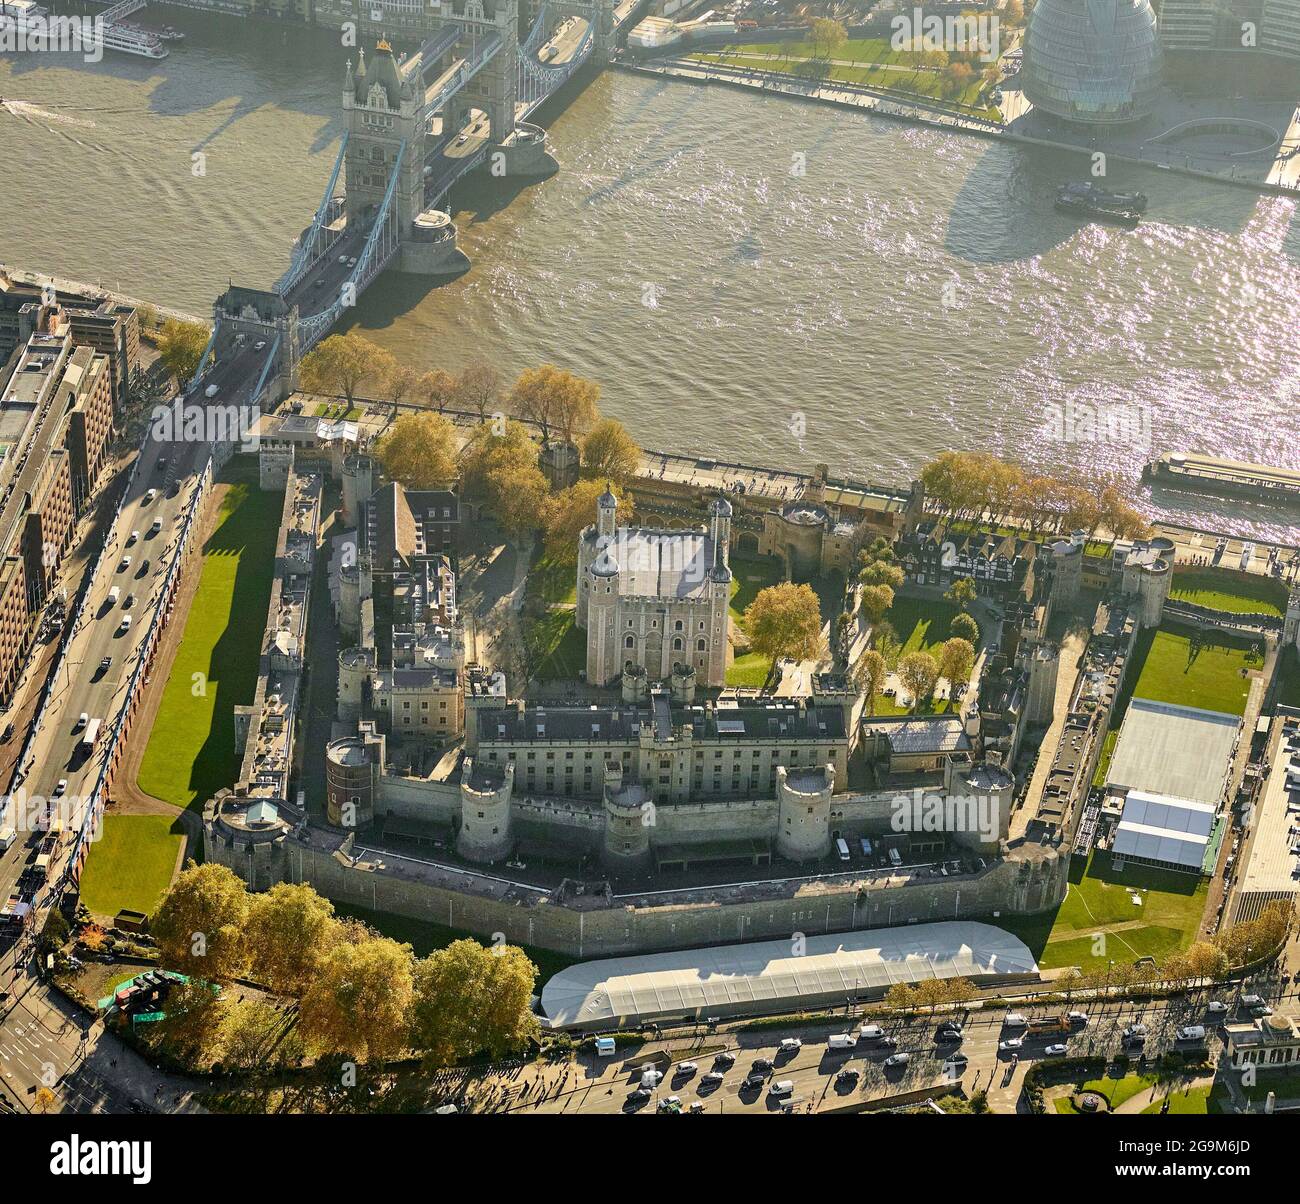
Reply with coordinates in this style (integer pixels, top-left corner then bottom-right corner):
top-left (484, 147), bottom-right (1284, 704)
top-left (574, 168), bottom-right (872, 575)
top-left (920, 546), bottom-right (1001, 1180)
top-left (254, 340), bottom-right (266, 351)
top-left (1004, 1012), bottom-right (1028, 1027)
top-left (118, 556), bottom-right (131, 572)
top-left (1123, 1023), bottom-right (1148, 1040)
top-left (1067, 1011), bottom-right (1088, 1025)
top-left (936, 1026), bottom-right (963, 1043)
top-left (1044, 1044), bottom-right (1069, 1056)
top-left (145, 488), bottom-right (157, 503)
top-left (999, 1038), bottom-right (1024, 1051)
top-left (751, 1057), bottom-right (773, 1071)
top-left (944, 1052), bottom-right (969, 1066)
top-left (656, 1096), bottom-right (682, 1113)
top-left (74, 713), bottom-right (87, 731)
top-left (53, 779), bottom-right (67, 796)
top-left (118, 616), bottom-right (132, 634)
top-left (347, 257), bottom-right (357, 267)
top-left (778, 1037), bottom-right (802, 1052)
top-left (883, 1053), bottom-right (910, 1068)
top-left (455, 132), bottom-right (469, 145)
top-left (123, 594), bottom-right (135, 610)
top-left (742, 1073), bottom-right (767, 1090)
top-left (1207, 1001), bottom-right (1229, 1014)
top-left (626, 1088), bottom-right (650, 1104)
top-left (99, 656), bottom-right (112, 673)
top-left (1251, 1005), bottom-right (1274, 1017)
top-left (713, 1051), bottom-right (735, 1067)
top-left (126, 530), bottom-right (138, 546)
top-left (769, 1080), bottom-right (794, 1097)
top-left (138, 559), bottom-right (151, 576)
top-left (836, 1067), bottom-right (860, 1084)
top-left (338, 254), bottom-right (349, 263)
top-left (686, 1101), bottom-right (704, 1113)
top-left (674, 1061), bottom-right (697, 1077)
top-left (877, 1034), bottom-right (898, 1049)
top-left (701, 1070), bottom-right (725, 1084)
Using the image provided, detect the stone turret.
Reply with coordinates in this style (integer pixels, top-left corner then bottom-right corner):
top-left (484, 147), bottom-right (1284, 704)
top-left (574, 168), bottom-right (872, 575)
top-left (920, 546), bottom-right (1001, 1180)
top-left (602, 761), bottom-right (653, 873)
top-left (337, 646), bottom-right (374, 722)
top-left (341, 454), bottom-right (373, 528)
top-left (457, 758), bottom-right (515, 863)
top-left (775, 763), bottom-right (834, 862)
top-left (670, 662), bottom-right (696, 704)
top-left (622, 661), bottom-right (649, 704)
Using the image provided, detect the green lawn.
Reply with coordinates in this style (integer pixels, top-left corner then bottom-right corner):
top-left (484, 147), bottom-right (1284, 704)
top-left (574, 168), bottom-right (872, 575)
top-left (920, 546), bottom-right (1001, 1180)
top-left (533, 608), bottom-right (588, 681)
top-left (726, 651), bottom-right (772, 688)
top-left (882, 594), bottom-right (961, 656)
top-left (313, 402), bottom-right (363, 420)
top-left (998, 850), bottom-right (1208, 973)
top-left (729, 556), bottom-right (783, 626)
top-left (1141, 1085), bottom-right (1214, 1114)
top-left (526, 546), bottom-right (577, 607)
top-left (137, 465), bottom-right (282, 812)
top-left (1169, 570), bottom-right (1288, 616)
top-left (79, 814), bottom-right (184, 918)
top-left (688, 38), bottom-right (997, 113)
top-left (1126, 624), bottom-right (1259, 718)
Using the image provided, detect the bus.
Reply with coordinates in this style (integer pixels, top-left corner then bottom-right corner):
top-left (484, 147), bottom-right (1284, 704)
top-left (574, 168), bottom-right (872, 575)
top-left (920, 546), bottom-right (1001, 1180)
top-left (81, 717), bottom-right (102, 754)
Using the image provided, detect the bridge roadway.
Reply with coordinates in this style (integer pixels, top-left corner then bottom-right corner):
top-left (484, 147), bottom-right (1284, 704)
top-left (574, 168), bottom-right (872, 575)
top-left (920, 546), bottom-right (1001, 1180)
top-left (0, 431), bottom-right (207, 908)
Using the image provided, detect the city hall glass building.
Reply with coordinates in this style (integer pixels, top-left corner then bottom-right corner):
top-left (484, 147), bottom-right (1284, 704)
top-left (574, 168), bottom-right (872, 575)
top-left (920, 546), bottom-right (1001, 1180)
top-left (1022, 0), bottom-right (1164, 125)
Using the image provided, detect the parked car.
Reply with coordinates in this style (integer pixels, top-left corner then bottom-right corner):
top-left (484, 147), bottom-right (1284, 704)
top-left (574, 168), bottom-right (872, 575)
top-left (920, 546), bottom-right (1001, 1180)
top-left (1066, 1011), bottom-right (1088, 1026)
top-left (836, 1067), bottom-right (860, 1085)
top-left (1044, 1044), bottom-right (1069, 1056)
top-left (999, 1038), bottom-right (1024, 1051)
top-left (674, 1062), bottom-right (697, 1078)
top-left (778, 1038), bottom-right (802, 1053)
top-left (1207, 1000), bottom-right (1229, 1014)
top-left (883, 1053), bottom-right (910, 1068)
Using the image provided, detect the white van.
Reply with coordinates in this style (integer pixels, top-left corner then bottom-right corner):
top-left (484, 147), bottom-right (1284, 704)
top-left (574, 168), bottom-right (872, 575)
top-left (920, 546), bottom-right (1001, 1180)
top-left (859, 1024), bottom-right (884, 1040)
top-left (0, 826), bottom-right (15, 852)
top-left (1177, 1025), bottom-right (1207, 1042)
top-left (108, 586), bottom-right (120, 605)
top-left (118, 615), bottom-right (132, 634)
top-left (828, 1033), bottom-right (856, 1050)
top-left (1003, 1012), bottom-right (1028, 1028)
top-left (204, 383), bottom-right (219, 399)
top-left (835, 837), bottom-right (850, 862)
top-left (769, 1080), bottom-right (794, 1097)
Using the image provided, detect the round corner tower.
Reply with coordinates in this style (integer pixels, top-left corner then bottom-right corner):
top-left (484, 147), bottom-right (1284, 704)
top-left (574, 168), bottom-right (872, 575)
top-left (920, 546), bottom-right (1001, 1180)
top-left (457, 758), bottom-right (515, 863)
top-left (775, 763), bottom-right (835, 863)
top-left (601, 760), bottom-right (653, 873)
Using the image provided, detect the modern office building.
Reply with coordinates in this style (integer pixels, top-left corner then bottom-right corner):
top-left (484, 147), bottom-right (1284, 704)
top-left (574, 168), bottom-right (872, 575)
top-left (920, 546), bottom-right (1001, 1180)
top-left (1022, 0), bottom-right (1165, 125)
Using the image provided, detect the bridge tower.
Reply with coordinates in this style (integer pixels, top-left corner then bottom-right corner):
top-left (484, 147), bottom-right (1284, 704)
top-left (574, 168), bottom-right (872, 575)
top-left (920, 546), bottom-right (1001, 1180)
top-left (444, 0), bottom-right (520, 144)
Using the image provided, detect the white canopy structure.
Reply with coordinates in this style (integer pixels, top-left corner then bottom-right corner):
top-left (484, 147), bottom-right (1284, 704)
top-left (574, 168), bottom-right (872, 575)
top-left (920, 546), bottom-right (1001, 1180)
top-left (540, 921), bottom-right (1038, 1029)
top-left (1112, 789), bottom-right (1216, 872)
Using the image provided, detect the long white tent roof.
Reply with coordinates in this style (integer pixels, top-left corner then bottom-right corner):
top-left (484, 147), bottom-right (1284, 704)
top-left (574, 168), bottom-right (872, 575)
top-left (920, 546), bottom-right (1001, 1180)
top-left (1106, 698), bottom-right (1239, 807)
top-left (541, 921), bottom-right (1038, 1028)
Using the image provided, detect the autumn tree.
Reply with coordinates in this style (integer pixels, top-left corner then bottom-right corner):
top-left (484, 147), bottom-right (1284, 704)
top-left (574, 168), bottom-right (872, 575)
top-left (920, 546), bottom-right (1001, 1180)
top-left (580, 418), bottom-right (641, 487)
top-left (299, 332), bottom-right (390, 404)
top-left (938, 637), bottom-right (975, 691)
top-left (409, 940), bottom-right (540, 1067)
top-left (244, 883), bottom-right (343, 998)
top-left (897, 650), bottom-right (940, 707)
top-left (510, 364), bottom-right (599, 445)
top-left (385, 363), bottom-right (419, 407)
top-left (298, 936), bottom-right (416, 1063)
top-left (544, 480), bottom-right (624, 561)
top-left (374, 411), bottom-right (458, 490)
top-left (859, 559), bottom-right (905, 592)
top-left (853, 649), bottom-right (887, 716)
top-left (743, 582), bottom-right (824, 677)
top-left (157, 318), bottom-right (210, 383)
top-left (214, 998), bottom-right (296, 1073)
top-left (418, 368), bottom-right (456, 412)
top-left (152, 862), bottom-right (250, 982)
top-left (452, 361), bottom-right (501, 420)
top-left (459, 419), bottom-right (549, 536)
top-left (873, 619), bottom-right (902, 669)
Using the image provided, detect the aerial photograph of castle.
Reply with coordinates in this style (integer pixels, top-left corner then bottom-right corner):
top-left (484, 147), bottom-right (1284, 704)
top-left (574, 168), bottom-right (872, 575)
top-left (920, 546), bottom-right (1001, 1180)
top-left (0, 0), bottom-right (1297, 1174)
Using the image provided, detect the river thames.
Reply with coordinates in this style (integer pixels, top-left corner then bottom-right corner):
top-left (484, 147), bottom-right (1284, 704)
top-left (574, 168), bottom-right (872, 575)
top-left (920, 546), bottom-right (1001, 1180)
top-left (2, 12), bottom-right (1297, 536)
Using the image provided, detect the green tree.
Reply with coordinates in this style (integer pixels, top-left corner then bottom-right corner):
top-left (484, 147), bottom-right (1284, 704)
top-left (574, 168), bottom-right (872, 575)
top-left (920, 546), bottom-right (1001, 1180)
top-left (873, 619), bottom-right (902, 669)
top-left (409, 940), bottom-right (539, 1067)
top-left (897, 650), bottom-right (940, 708)
top-left (544, 479), bottom-right (624, 561)
top-left (938, 637), bottom-right (975, 691)
top-left (152, 862), bottom-right (250, 982)
top-left (859, 559), bottom-right (905, 591)
top-left (245, 883), bottom-right (343, 997)
top-left (853, 649), bottom-right (887, 716)
top-left (580, 418), bottom-right (641, 487)
top-left (859, 583), bottom-right (895, 624)
top-left (374, 412), bottom-right (458, 490)
top-left (950, 611), bottom-right (980, 645)
top-left (743, 582), bottom-right (824, 676)
top-left (157, 318), bottom-right (210, 383)
top-left (945, 577), bottom-right (978, 611)
top-left (298, 936), bottom-right (416, 1063)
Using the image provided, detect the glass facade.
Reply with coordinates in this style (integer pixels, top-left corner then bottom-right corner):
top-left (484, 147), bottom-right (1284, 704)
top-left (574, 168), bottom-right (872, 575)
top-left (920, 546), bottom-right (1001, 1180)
top-left (1022, 0), bottom-right (1164, 125)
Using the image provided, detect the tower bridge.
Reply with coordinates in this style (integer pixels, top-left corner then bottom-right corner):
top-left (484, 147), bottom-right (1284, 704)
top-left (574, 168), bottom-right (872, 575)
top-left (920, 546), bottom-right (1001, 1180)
top-left (199, 0), bottom-right (647, 410)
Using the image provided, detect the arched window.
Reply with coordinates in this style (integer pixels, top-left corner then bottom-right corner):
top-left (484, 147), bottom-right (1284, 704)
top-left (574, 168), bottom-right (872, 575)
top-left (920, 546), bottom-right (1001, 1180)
top-left (696, 638), bottom-right (707, 652)
top-left (674, 620), bottom-right (684, 631)
top-left (672, 637), bottom-right (683, 651)
top-left (625, 635), bottom-right (635, 649)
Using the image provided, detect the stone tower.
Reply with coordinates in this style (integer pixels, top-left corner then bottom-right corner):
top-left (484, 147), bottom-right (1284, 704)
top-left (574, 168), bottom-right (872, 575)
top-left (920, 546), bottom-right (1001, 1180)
top-left (601, 759), bottom-right (653, 873)
top-left (775, 764), bottom-right (834, 862)
top-left (458, 758), bottom-right (515, 862)
top-left (444, 0), bottom-right (520, 143)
